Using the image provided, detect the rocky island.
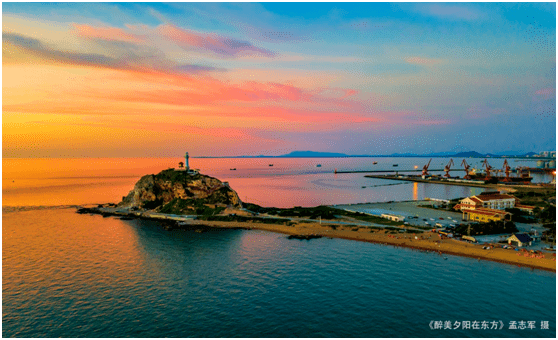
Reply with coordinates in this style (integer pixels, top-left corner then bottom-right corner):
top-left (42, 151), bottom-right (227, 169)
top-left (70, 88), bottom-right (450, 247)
top-left (118, 169), bottom-right (242, 213)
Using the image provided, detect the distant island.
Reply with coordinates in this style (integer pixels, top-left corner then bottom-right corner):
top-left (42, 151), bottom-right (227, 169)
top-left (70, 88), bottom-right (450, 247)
top-left (278, 151), bottom-right (371, 158)
top-left (196, 150), bottom-right (547, 159)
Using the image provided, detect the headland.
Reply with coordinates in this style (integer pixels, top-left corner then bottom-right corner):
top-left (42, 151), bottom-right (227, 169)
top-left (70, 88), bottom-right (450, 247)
top-left (76, 166), bottom-right (556, 272)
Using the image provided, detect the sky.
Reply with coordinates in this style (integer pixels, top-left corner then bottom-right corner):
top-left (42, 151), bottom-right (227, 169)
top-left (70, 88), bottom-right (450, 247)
top-left (2, 2), bottom-right (556, 158)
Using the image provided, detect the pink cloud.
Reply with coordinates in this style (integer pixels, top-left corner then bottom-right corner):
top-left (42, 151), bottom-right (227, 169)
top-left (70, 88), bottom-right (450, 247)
top-left (340, 89), bottom-right (359, 99)
top-left (535, 87), bottom-right (555, 100)
top-left (157, 24), bottom-right (276, 58)
top-left (535, 88), bottom-right (555, 95)
top-left (73, 24), bottom-right (145, 44)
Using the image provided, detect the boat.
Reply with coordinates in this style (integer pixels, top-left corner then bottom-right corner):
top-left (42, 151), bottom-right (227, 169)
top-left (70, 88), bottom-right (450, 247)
top-left (393, 164), bottom-right (398, 167)
top-left (269, 164), bottom-right (273, 167)
top-left (373, 162), bottom-right (378, 165)
top-left (316, 164), bottom-right (322, 167)
top-left (230, 168), bottom-right (236, 171)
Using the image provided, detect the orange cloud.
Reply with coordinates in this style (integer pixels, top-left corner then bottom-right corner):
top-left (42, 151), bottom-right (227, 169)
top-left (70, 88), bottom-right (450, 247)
top-left (73, 24), bottom-right (146, 44)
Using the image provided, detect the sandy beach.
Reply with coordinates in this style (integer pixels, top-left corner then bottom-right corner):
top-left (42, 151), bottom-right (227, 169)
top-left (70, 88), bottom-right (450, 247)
top-left (176, 219), bottom-right (557, 272)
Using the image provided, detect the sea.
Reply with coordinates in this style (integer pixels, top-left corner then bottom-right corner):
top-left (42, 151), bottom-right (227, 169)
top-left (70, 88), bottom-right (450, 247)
top-left (2, 157), bottom-right (556, 337)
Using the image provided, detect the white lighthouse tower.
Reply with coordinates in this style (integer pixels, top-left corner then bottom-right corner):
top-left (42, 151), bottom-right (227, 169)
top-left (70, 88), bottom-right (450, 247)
top-left (185, 152), bottom-right (190, 170)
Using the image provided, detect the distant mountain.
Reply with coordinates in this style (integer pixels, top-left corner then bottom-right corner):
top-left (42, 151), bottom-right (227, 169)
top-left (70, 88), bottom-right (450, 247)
top-left (452, 151), bottom-right (538, 158)
top-left (387, 153), bottom-right (420, 157)
top-left (425, 151), bottom-right (459, 157)
top-left (452, 151), bottom-right (495, 158)
top-left (493, 151), bottom-right (532, 156)
top-left (388, 151), bottom-right (456, 157)
top-left (278, 151), bottom-right (369, 158)
top-left (198, 150), bottom-right (540, 158)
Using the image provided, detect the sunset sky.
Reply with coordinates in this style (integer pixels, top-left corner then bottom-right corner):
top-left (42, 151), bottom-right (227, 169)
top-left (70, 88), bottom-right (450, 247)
top-left (3, 2), bottom-right (556, 158)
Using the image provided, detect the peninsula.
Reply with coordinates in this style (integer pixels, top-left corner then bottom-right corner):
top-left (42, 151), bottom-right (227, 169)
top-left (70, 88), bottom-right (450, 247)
top-left (77, 167), bottom-right (556, 272)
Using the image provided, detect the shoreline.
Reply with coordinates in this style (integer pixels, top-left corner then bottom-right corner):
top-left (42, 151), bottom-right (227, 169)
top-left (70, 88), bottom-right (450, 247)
top-left (209, 221), bottom-right (557, 272)
top-left (77, 206), bottom-right (556, 273)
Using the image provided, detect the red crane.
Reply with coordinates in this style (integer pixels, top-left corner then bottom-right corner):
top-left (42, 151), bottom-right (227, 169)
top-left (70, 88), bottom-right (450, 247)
top-left (502, 159), bottom-right (512, 182)
top-left (482, 159), bottom-right (493, 180)
top-left (444, 159), bottom-right (454, 178)
top-left (422, 158), bottom-right (432, 176)
top-left (461, 159), bottom-right (472, 179)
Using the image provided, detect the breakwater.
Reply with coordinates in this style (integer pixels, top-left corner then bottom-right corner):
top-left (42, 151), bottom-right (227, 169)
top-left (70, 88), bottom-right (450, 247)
top-left (364, 174), bottom-right (543, 189)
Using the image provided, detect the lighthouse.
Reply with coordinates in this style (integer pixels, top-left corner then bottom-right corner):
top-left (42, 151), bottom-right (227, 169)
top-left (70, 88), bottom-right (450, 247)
top-left (185, 152), bottom-right (190, 170)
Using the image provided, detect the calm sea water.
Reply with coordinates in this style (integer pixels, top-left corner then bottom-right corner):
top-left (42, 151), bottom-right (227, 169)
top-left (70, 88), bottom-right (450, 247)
top-left (3, 157), bottom-right (552, 207)
top-left (3, 157), bottom-right (556, 337)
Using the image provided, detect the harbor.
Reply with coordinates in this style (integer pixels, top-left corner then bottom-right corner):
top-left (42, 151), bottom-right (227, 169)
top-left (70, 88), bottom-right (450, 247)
top-left (363, 174), bottom-right (547, 189)
top-left (336, 157), bottom-right (556, 188)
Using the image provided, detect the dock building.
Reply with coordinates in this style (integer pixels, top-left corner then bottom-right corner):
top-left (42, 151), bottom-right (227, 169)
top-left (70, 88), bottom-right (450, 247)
top-left (461, 208), bottom-right (511, 223)
top-left (380, 213), bottom-right (405, 222)
top-left (457, 192), bottom-right (516, 210)
top-left (454, 191), bottom-right (514, 222)
top-left (507, 233), bottom-right (532, 247)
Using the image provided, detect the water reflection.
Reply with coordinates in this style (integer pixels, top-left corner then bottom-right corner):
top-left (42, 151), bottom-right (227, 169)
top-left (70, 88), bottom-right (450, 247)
top-left (2, 206), bottom-right (556, 337)
top-left (127, 218), bottom-right (246, 274)
top-left (3, 157), bottom-right (553, 207)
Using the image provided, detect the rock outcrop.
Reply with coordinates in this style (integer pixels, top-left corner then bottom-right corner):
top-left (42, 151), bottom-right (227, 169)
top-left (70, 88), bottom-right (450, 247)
top-left (118, 169), bottom-right (242, 211)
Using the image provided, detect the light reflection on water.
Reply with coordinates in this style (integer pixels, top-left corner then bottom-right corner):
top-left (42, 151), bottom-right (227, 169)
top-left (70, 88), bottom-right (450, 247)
top-left (2, 208), bottom-right (555, 337)
top-left (3, 156), bottom-right (540, 207)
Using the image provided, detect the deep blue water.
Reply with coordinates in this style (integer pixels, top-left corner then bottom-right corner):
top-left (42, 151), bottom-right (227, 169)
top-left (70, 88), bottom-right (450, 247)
top-left (3, 208), bottom-right (555, 337)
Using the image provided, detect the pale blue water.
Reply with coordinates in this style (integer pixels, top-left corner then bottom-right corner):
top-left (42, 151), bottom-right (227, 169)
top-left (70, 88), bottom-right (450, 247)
top-left (2, 157), bottom-right (556, 337)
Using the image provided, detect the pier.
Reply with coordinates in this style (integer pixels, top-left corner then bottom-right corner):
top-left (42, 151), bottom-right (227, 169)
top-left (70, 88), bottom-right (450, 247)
top-left (364, 174), bottom-right (549, 189)
top-left (335, 169), bottom-right (446, 174)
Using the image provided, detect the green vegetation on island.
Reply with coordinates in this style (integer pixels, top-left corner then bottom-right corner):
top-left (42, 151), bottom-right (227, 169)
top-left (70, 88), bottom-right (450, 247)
top-left (243, 203), bottom-right (403, 226)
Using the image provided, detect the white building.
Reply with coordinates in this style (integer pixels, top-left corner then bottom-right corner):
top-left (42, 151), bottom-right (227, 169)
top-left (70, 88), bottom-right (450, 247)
top-left (380, 214), bottom-right (405, 222)
top-left (456, 191), bottom-right (516, 211)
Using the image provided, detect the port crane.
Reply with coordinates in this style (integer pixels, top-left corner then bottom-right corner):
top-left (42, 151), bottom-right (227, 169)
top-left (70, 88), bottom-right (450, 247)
top-left (461, 159), bottom-right (472, 179)
top-left (443, 159), bottom-right (454, 178)
top-left (482, 159), bottom-right (493, 180)
top-left (422, 158), bottom-right (432, 176)
top-left (502, 159), bottom-right (512, 182)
